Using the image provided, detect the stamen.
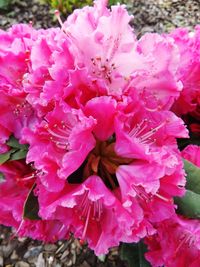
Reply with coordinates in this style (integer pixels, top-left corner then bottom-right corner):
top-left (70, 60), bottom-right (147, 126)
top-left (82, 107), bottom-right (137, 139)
top-left (174, 232), bottom-right (196, 256)
top-left (18, 174), bottom-right (35, 182)
top-left (82, 204), bottom-right (91, 239)
top-left (78, 192), bottom-right (103, 239)
top-left (54, 10), bottom-right (64, 28)
top-left (13, 101), bottom-right (33, 117)
top-left (90, 56), bottom-right (116, 83)
top-left (45, 122), bottom-right (73, 150)
top-left (139, 122), bottom-right (165, 142)
top-left (47, 128), bottom-right (69, 141)
top-left (129, 119), bottom-right (148, 137)
top-left (155, 193), bottom-right (172, 203)
top-left (132, 184), bottom-right (150, 202)
top-left (14, 220), bottom-right (24, 237)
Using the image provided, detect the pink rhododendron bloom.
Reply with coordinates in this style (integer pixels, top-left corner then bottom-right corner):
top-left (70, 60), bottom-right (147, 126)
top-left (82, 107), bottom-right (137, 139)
top-left (170, 27), bottom-right (200, 116)
top-left (62, 0), bottom-right (140, 95)
top-left (145, 215), bottom-right (200, 267)
top-left (23, 102), bottom-right (96, 191)
top-left (131, 33), bottom-right (182, 111)
top-left (0, 0), bottom-right (192, 257)
top-left (0, 160), bottom-right (35, 228)
top-left (0, 160), bottom-right (70, 242)
top-left (37, 175), bottom-right (137, 255)
top-left (17, 219), bottom-right (70, 243)
top-left (182, 144), bottom-right (200, 168)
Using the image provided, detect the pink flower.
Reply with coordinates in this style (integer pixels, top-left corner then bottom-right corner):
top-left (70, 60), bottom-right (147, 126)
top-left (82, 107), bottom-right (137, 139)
top-left (0, 160), bottom-right (70, 242)
top-left (0, 0), bottom-right (191, 256)
top-left (37, 175), bottom-right (136, 255)
top-left (24, 103), bottom-right (96, 191)
top-left (62, 0), bottom-right (140, 95)
top-left (0, 93), bottom-right (39, 145)
top-left (130, 33), bottom-right (182, 111)
top-left (17, 219), bottom-right (70, 243)
top-left (145, 215), bottom-right (200, 267)
top-left (182, 144), bottom-right (200, 168)
top-left (170, 27), bottom-right (200, 116)
top-left (23, 28), bottom-right (69, 115)
top-left (0, 160), bottom-right (35, 228)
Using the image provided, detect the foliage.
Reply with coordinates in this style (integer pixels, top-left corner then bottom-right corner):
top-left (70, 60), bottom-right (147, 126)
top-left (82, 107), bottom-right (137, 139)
top-left (23, 184), bottom-right (41, 220)
top-left (120, 241), bottom-right (151, 267)
top-left (0, 0), bottom-right (12, 9)
top-left (0, 136), bottom-right (28, 164)
top-left (39, 0), bottom-right (93, 15)
top-left (175, 159), bottom-right (200, 218)
top-left (39, 0), bottom-right (127, 15)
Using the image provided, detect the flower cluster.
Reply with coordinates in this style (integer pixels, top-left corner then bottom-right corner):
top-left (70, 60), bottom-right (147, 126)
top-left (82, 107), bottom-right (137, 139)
top-left (145, 145), bottom-right (200, 267)
top-left (0, 0), bottom-right (200, 265)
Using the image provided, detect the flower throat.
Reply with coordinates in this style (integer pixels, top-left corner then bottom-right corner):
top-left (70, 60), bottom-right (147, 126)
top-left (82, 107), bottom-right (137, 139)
top-left (68, 136), bottom-right (132, 190)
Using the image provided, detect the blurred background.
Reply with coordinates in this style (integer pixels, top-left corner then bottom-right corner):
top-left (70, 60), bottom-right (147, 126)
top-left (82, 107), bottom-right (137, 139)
top-left (0, 0), bottom-right (200, 35)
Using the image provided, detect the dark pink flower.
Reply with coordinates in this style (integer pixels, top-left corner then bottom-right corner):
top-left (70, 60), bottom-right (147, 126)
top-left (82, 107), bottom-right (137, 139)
top-left (24, 103), bottom-right (96, 190)
top-left (37, 175), bottom-right (136, 255)
top-left (145, 215), bottom-right (200, 267)
top-left (182, 144), bottom-right (200, 167)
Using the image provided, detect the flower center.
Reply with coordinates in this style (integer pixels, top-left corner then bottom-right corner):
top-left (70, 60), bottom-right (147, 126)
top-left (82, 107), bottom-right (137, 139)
top-left (90, 57), bottom-right (116, 83)
top-left (13, 101), bottom-right (33, 118)
top-left (68, 137), bottom-right (132, 190)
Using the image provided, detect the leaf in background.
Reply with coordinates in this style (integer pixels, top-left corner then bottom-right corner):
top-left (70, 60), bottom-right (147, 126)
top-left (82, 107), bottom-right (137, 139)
top-left (9, 149), bottom-right (28, 161)
top-left (7, 135), bottom-right (28, 150)
top-left (175, 190), bottom-right (200, 219)
top-left (23, 184), bottom-right (41, 220)
top-left (184, 159), bottom-right (200, 194)
top-left (120, 241), bottom-right (151, 267)
top-left (0, 0), bottom-right (11, 9)
top-left (0, 136), bottom-right (29, 163)
top-left (175, 159), bottom-right (200, 219)
top-left (0, 172), bottom-right (5, 183)
top-left (0, 148), bottom-right (17, 165)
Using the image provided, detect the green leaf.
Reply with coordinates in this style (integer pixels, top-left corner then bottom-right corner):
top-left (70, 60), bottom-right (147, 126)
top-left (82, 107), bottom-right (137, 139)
top-left (175, 190), bottom-right (200, 219)
top-left (23, 184), bottom-right (41, 220)
top-left (184, 159), bottom-right (200, 194)
top-left (0, 0), bottom-right (11, 9)
top-left (0, 151), bottom-right (12, 164)
top-left (10, 149), bottom-right (28, 161)
top-left (0, 136), bottom-right (29, 163)
top-left (0, 172), bottom-right (5, 183)
top-left (0, 148), bottom-right (17, 165)
top-left (175, 159), bottom-right (200, 219)
top-left (120, 241), bottom-right (151, 267)
top-left (7, 135), bottom-right (28, 150)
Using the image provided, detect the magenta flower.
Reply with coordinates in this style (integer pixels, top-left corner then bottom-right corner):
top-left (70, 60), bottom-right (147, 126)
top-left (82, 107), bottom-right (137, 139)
top-left (0, 161), bottom-right (35, 228)
top-left (0, 0), bottom-right (192, 257)
top-left (145, 215), bottom-right (200, 267)
top-left (24, 102), bottom-right (96, 191)
top-left (37, 175), bottom-right (136, 255)
top-left (182, 144), bottom-right (200, 167)
top-left (170, 27), bottom-right (200, 116)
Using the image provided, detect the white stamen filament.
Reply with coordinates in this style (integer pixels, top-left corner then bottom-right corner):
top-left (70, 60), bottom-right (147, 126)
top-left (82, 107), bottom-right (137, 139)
top-left (78, 192), bottom-right (103, 239)
top-left (82, 204), bottom-right (92, 239)
top-left (174, 233), bottom-right (196, 255)
top-left (54, 10), bottom-right (64, 28)
top-left (45, 121), bottom-right (73, 150)
top-left (155, 193), bottom-right (171, 202)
